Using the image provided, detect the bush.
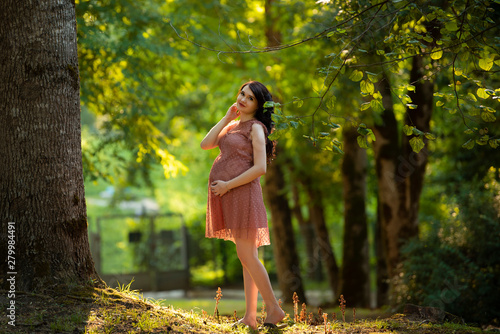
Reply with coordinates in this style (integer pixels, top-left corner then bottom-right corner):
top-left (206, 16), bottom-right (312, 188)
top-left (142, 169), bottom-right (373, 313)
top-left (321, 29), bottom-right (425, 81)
top-left (397, 167), bottom-right (500, 325)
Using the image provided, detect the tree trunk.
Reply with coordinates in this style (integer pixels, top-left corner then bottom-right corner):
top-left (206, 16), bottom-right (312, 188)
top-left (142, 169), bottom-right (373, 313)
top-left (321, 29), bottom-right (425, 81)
top-left (401, 55), bottom-right (433, 240)
top-left (340, 125), bottom-right (370, 307)
top-left (263, 0), bottom-right (306, 304)
top-left (372, 72), bottom-right (399, 306)
top-left (302, 180), bottom-right (340, 298)
top-left (0, 0), bottom-right (100, 291)
top-left (264, 161), bottom-right (306, 304)
top-left (291, 182), bottom-right (323, 281)
top-left (373, 56), bottom-right (433, 304)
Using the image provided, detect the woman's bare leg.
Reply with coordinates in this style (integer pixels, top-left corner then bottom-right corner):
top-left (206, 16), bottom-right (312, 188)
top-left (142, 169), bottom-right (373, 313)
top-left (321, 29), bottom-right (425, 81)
top-left (235, 238), bottom-right (286, 325)
top-left (239, 267), bottom-right (258, 328)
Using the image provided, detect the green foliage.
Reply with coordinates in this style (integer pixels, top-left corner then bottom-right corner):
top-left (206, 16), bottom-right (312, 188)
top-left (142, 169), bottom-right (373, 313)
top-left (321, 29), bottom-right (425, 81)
top-left (397, 168), bottom-right (500, 324)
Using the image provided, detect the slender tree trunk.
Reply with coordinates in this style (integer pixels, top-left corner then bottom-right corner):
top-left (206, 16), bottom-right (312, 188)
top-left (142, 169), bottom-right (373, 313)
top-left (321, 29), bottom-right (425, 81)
top-left (263, 0), bottom-right (306, 304)
top-left (372, 72), bottom-right (399, 306)
top-left (264, 161), bottom-right (306, 304)
top-left (401, 55), bottom-right (433, 239)
top-left (340, 125), bottom-right (370, 307)
top-left (303, 182), bottom-right (340, 298)
top-left (375, 197), bottom-right (389, 307)
top-left (0, 0), bottom-right (100, 291)
top-left (291, 182), bottom-right (322, 281)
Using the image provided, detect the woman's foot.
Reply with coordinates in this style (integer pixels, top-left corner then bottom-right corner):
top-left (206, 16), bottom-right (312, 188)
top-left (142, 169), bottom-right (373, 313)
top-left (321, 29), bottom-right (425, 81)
top-left (264, 306), bottom-right (286, 325)
top-left (232, 318), bottom-right (257, 330)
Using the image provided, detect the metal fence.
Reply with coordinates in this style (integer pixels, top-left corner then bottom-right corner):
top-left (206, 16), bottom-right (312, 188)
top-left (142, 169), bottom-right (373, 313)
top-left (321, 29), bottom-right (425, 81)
top-left (88, 213), bottom-right (189, 293)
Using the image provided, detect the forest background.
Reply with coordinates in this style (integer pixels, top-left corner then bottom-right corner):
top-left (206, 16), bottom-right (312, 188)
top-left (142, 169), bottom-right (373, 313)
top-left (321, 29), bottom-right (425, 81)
top-left (76, 0), bottom-right (499, 326)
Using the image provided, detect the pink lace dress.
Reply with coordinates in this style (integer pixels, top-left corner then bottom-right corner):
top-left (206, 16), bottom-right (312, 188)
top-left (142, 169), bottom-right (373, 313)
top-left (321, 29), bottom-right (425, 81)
top-left (205, 119), bottom-right (270, 247)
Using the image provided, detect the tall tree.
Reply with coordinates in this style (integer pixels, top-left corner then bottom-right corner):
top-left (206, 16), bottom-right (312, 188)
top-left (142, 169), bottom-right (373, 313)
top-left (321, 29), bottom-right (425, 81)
top-left (264, 161), bottom-right (306, 304)
top-left (264, 0), bottom-right (306, 304)
top-left (341, 125), bottom-right (370, 307)
top-left (0, 0), bottom-right (100, 291)
top-left (302, 177), bottom-right (340, 297)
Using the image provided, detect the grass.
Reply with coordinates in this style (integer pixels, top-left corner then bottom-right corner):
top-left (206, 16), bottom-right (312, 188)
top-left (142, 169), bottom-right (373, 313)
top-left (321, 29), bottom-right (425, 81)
top-left (1, 282), bottom-right (496, 334)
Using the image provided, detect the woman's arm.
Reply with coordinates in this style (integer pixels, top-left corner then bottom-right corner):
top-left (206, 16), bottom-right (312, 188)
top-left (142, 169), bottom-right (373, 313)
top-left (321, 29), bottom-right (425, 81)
top-left (200, 103), bottom-right (240, 150)
top-left (210, 123), bottom-right (267, 196)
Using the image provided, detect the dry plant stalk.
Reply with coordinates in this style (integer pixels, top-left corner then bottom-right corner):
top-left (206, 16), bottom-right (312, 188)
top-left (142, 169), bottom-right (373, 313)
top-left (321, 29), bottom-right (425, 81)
top-left (213, 287), bottom-right (223, 321)
top-left (353, 307), bottom-right (356, 323)
top-left (260, 302), bottom-right (266, 324)
top-left (339, 294), bottom-right (346, 322)
top-left (300, 303), bottom-right (307, 323)
top-left (293, 292), bottom-right (300, 323)
top-left (323, 312), bottom-right (328, 334)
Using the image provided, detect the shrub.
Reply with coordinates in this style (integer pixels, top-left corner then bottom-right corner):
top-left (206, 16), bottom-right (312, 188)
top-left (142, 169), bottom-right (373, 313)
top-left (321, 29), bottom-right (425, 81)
top-left (397, 168), bottom-right (500, 325)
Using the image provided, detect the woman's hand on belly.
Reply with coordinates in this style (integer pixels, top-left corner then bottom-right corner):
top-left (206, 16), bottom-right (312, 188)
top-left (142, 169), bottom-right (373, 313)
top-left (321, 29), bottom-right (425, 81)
top-left (210, 180), bottom-right (231, 197)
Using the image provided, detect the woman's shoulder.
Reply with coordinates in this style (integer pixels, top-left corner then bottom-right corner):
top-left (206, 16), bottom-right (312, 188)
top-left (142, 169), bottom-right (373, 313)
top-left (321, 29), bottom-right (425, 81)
top-left (249, 119), bottom-right (267, 134)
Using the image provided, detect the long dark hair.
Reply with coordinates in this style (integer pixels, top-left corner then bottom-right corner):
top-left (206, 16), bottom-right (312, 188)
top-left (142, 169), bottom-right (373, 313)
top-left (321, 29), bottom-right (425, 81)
top-left (238, 81), bottom-right (276, 162)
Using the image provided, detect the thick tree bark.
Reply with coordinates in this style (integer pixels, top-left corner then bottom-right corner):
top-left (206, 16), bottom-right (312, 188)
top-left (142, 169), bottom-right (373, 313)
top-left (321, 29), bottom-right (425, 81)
top-left (264, 161), bottom-right (306, 304)
top-left (0, 0), bottom-right (100, 291)
top-left (373, 57), bottom-right (433, 304)
top-left (340, 125), bottom-right (370, 307)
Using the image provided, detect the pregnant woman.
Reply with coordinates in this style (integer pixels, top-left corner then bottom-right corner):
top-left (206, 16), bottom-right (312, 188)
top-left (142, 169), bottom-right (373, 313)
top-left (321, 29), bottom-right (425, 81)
top-left (201, 81), bottom-right (285, 330)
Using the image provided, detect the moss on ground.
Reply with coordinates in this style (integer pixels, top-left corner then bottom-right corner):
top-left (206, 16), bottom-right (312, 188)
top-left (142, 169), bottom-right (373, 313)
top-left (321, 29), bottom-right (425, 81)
top-left (0, 284), bottom-right (496, 333)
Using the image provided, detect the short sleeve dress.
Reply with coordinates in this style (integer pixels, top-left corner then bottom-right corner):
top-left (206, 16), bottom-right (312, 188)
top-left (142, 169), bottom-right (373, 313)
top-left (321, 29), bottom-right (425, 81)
top-left (205, 119), bottom-right (271, 248)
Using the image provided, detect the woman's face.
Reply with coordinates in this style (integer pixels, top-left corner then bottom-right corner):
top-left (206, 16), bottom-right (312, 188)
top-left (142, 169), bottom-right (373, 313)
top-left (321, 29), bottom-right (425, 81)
top-left (236, 85), bottom-right (259, 116)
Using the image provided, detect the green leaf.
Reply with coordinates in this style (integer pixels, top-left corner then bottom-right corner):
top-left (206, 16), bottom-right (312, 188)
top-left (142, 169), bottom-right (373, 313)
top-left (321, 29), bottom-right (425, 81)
top-left (293, 98), bottom-right (304, 108)
top-left (276, 122), bottom-right (289, 130)
top-left (349, 70), bottom-right (364, 82)
top-left (476, 135), bottom-right (489, 145)
top-left (409, 136), bottom-right (425, 153)
top-left (360, 102), bottom-right (371, 111)
top-left (467, 93), bottom-right (477, 102)
top-left (430, 48), bottom-right (443, 60)
top-left (371, 99), bottom-right (384, 112)
top-left (481, 111), bottom-right (496, 122)
top-left (271, 114), bottom-right (284, 123)
top-left (264, 101), bottom-right (276, 108)
top-left (329, 123), bottom-right (340, 129)
top-left (479, 57), bottom-right (494, 71)
top-left (357, 135), bottom-right (368, 149)
top-left (436, 100), bottom-right (444, 107)
top-left (360, 80), bottom-right (374, 94)
top-left (319, 132), bottom-right (330, 137)
top-left (269, 130), bottom-right (282, 141)
top-left (290, 121), bottom-right (299, 129)
top-left (412, 127), bottom-right (424, 136)
top-left (424, 132), bottom-right (436, 140)
top-left (326, 95), bottom-right (336, 110)
top-left (331, 139), bottom-right (344, 154)
top-left (477, 88), bottom-right (489, 99)
top-left (489, 139), bottom-right (499, 149)
top-left (368, 130), bottom-right (376, 142)
top-left (403, 125), bottom-right (414, 136)
top-left (445, 21), bottom-right (459, 31)
top-left (406, 104), bottom-right (418, 109)
top-left (462, 139), bottom-right (475, 150)
top-left (367, 73), bottom-right (379, 83)
top-left (423, 35), bottom-right (433, 43)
